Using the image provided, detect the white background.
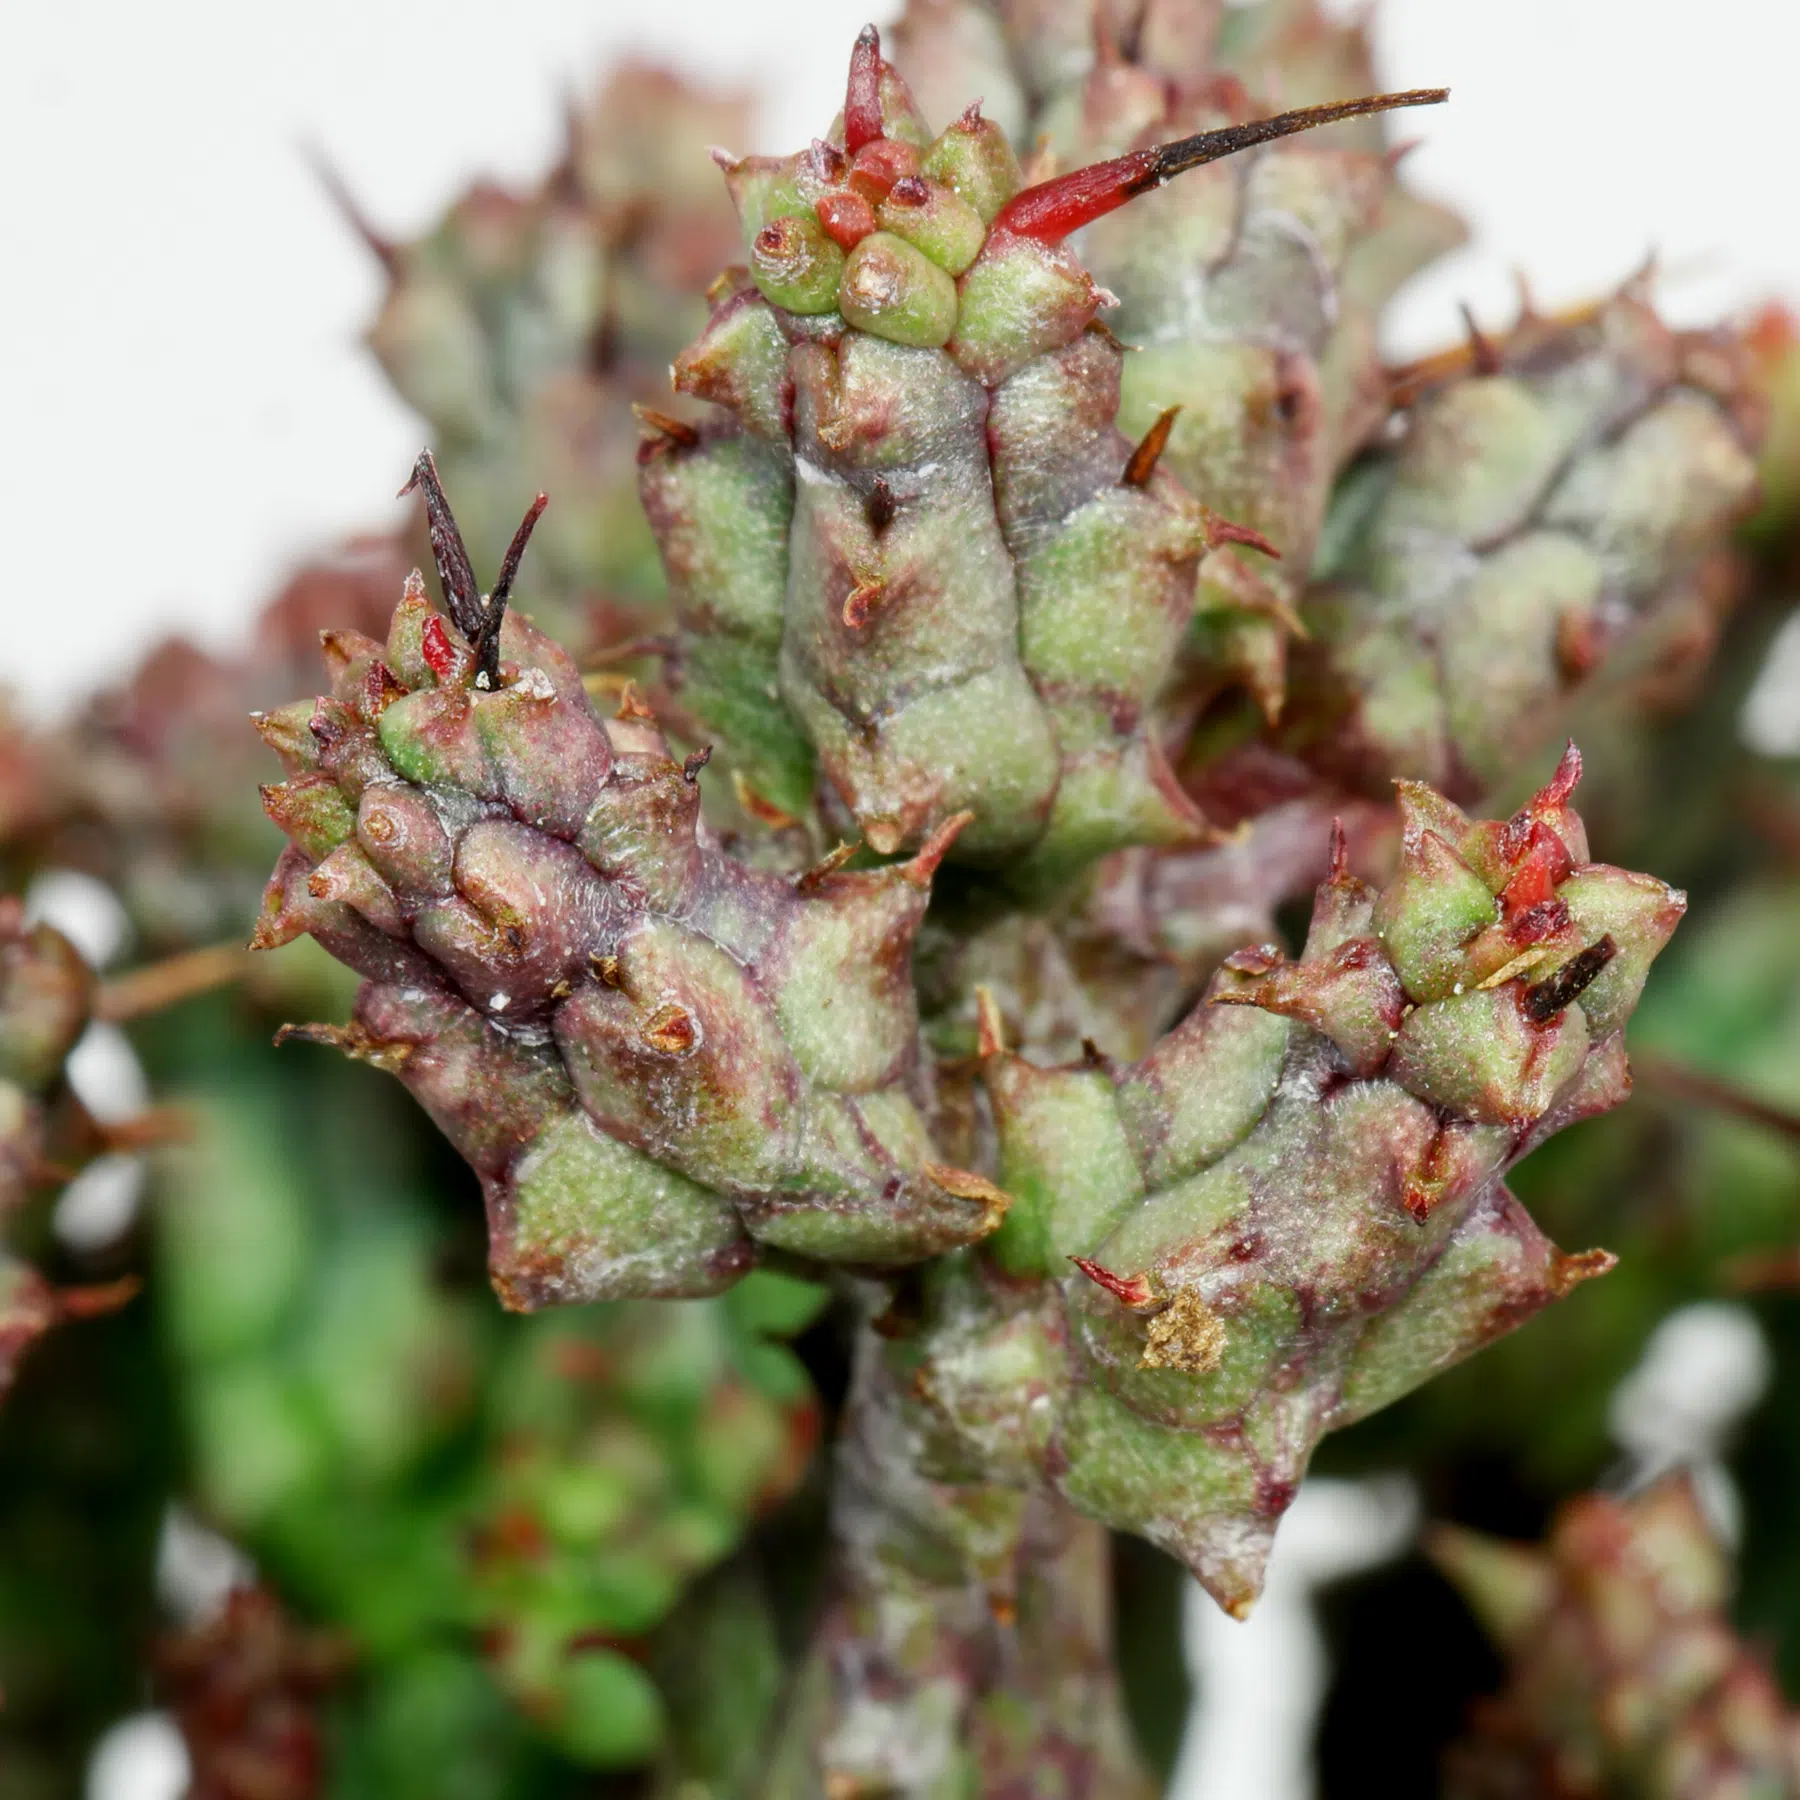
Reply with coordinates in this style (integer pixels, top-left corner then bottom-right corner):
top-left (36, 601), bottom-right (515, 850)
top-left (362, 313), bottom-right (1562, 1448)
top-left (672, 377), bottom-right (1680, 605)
top-left (3, 0), bottom-right (1797, 709)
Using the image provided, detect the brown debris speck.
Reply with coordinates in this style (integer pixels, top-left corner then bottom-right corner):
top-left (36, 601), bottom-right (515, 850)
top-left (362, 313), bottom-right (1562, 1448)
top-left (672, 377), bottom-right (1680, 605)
top-left (1139, 1289), bottom-right (1227, 1374)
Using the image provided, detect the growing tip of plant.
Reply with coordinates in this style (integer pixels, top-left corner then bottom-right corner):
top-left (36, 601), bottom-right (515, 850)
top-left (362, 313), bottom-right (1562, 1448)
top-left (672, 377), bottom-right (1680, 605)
top-left (399, 454), bottom-right (547, 689)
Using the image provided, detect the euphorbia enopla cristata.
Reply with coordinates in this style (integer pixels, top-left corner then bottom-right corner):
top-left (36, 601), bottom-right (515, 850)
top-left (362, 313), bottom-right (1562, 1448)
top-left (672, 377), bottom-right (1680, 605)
top-left (248, 28), bottom-right (1711, 1794)
top-left (638, 24), bottom-right (1446, 868)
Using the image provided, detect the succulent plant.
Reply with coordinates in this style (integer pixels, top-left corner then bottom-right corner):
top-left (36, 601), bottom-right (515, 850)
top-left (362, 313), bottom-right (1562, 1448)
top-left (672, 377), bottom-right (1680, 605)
top-left (1285, 289), bottom-right (1764, 800)
top-left (257, 403), bottom-right (1690, 1778)
top-left (641, 25), bottom-right (1448, 872)
top-left (252, 457), bottom-right (1018, 1299)
top-left (3, 9), bottom-right (1791, 1797)
top-left (687, 739), bottom-right (1679, 1793)
top-left (973, 745), bottom-right (1680, 1586)
top-left (1432, 1474), bottom-right (1800, 1798)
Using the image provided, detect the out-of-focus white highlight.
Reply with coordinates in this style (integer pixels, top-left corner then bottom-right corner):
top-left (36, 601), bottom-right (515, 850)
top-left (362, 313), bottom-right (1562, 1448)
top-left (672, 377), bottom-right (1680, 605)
top-left (85, 1714), bottom-right (189, 1800)
top-left (24, 871), bottom-right (133, 971)
top-left (84, 1520), bottom-right (255, 1799)
top-left (64, 1021), bottom-right (150, 1124)
top-left (53, 1021), bottom-right (151, 1249)
top-left (1742, 611), bottom-right (1800, 758)
top-left (157, 1505), bottom-right (258, 1624)
top-left (52, 1153), bottom-right (145, 1253)
top-left (1609, 1300), bottom-right (1771, 1545)
top-left (1170, 1474), bottom-right (1419, 1800)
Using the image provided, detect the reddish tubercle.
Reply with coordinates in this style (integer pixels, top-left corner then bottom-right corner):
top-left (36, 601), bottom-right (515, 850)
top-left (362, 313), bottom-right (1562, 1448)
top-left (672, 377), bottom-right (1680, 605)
top-left (844, 24), bottom-right (885, 156)
top-left (1500, 822), bottom-right (1574, 919)
top-left (848, 138), bottom-right (919, 203)
top-left (886, 175), bottom-right (930, 208)
top-left (421, 614), bottom-right (461, 682)
top-left (816, 190), bottom-right (877, 250)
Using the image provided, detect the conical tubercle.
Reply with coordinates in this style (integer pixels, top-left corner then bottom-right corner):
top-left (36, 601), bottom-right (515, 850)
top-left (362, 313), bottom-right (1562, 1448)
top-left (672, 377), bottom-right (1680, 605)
top-left (990, 88), bottom-right (1450, 245)
top-left (844, 23), bottom-right (885, 154)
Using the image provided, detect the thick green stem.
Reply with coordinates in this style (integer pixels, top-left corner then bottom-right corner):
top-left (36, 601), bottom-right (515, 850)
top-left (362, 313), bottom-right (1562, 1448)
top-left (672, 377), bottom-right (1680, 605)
top-left (760, 1321), bottom-right (1153, 1799)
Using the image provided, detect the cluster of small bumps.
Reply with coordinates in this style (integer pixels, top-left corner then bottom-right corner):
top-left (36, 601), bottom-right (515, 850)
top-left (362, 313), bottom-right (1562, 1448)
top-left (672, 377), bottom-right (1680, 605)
top-left (642, 27), bottom-right (1442, 870)
top-left (1296, 291), bottom-right (1763, 797)
top-left (881, 746), bottom-right (1684, 1614)
top-left (253, 458), bottom-right (1004, 1311)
